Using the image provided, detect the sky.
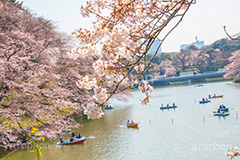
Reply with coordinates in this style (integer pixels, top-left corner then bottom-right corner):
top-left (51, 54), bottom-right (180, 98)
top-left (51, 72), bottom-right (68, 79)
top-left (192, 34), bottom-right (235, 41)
top-left (22, 0), bottom-right (240, 52)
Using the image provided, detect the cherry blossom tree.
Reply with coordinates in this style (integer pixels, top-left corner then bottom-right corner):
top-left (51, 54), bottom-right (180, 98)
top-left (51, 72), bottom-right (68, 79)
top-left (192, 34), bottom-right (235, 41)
top-left (223, 26), bottom-right (240, 82)
top-left (0, 0), bottom-right (133, 147)
top-left (0, 0), bottom-right (83, 146)
top-left (68, 0), bottom-right (194, 119)
top-left (172, 50), bottom-right (192, 71)
top-left (159, 59), bottom-right (176, 77)
top-left (224, 49), bottom-right (240, 82)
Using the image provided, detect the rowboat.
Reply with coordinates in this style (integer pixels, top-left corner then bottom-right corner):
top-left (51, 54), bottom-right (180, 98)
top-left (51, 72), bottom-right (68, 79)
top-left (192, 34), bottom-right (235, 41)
top-left (62, 129), bottom-right (71, 133)
top-left (160, 106), bottom-right (177, 109)
top-left (127, 123), bottom-right (138, 128)
top-left (209, 95), bottom-right (223, 99)
top-left (104, 107), bottom-right (114, 110)
top-left (57, 137), bottom-right (86, 146)
top-left (199, 100), bottom-right (210, 104)
top-left (213, 112), bottom-right (229, 116)
top-left (7, 142), bottom-right (31, 150)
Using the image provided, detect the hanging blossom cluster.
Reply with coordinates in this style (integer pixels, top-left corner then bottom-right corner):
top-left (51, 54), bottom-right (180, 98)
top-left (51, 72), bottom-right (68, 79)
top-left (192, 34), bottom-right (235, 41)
top-left (67, 0), bottom-right (194, 119)
top-left (226, 147), bottom-right (240, 159)
top-left (138, 81), bottom-right (153, 104)
top-left (84, 102), bottom-right (104, 119)
top-left (94, 87), bottom-right (109, 104)
top-left (134, 64), bottom-right (153, 104)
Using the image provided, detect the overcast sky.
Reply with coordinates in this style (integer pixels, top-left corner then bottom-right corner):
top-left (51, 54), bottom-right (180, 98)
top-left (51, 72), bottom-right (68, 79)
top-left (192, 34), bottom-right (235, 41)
top-left (22, 0), bottom-right (240, 52)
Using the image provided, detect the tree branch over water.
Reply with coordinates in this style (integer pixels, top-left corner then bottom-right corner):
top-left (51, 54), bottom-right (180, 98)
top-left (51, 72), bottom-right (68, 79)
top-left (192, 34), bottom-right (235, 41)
top-left (69, 0), bottom-right (195, 119)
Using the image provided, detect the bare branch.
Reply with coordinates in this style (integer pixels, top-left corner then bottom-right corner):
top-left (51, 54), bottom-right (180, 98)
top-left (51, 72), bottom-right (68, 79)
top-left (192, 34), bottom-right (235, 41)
top-left (223, 26), bottom-right (240, 41)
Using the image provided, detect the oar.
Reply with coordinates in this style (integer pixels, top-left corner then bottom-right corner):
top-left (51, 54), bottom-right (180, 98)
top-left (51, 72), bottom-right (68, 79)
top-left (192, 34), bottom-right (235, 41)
top-left (83, 135), bottom-right (95, 139)
top-left (83, 135), bottom-right (91, 137)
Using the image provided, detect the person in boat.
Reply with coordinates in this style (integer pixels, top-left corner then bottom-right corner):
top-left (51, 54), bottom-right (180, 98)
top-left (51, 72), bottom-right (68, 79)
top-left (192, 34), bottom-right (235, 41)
top-left (20, 136), bottom-right (27, 143)
top-left (75, 132), bottom-right (79, 138)
top-left (131, 120), bottom-right (134, 125)
top-left (75, 132), bottom-right (82, 138)
top-left (167, 104), bottom-right (169, 107)
top-left (127, 120), bottom-right (130, 125)
top-left (161, 104), bottom-right (163, 107)
top-left (22, 138), bottom-right (27, 143)
top-left (222, 104), bottom-right (226, 112)
top-left (173, 103), bottom-right (175, 106)
top-left (70, 132), bottom-right (75, 142)
top-left (208, 94), bottom-right (211, 98)
top-left (70, 136), bottom-right (75, 142)
top-left (217, 108), bottom-right (220, 113)
top-left (214, 93), bottom-right (216, 97)
top-left (71, 132), bottom-right (75, 137)
top-left (78, 133), bottom-right (82, 138)
top-left (60, 137), bottom-right (64, 143)
top-left (202, 98), bottom-right (205, 101)
top-left (206, 98), bottom-right (208, 101)
top-left (219, 105), bottom-right (222, 109)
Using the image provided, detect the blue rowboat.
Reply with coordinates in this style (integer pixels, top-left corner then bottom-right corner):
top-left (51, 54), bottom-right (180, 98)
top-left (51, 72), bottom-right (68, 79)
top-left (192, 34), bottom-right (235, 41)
top-left (160, 106), bottom-right (177, 109)
top-left (104, 107), bottom-right (114, 110)
top-left (199, 100), bottom-right (210, 104)
top-left (213, 112), bottom-right (229, 116)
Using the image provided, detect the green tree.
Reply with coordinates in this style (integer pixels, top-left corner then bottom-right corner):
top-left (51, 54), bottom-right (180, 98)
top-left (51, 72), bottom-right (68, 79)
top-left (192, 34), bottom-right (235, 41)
top-left (188, 45), bottom-right (198, 50)
top-left (158, 52), bottom-right (172, 63)
top-left (212, 38), bottom-right (228, 49)
top-left (146, 54), bottom-right (159, 64)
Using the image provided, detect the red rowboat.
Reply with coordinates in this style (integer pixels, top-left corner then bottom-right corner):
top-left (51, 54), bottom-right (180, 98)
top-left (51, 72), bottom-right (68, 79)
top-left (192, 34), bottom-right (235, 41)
top-left (57, 137), bottom-right (86, 146)
top-left (7, 142), bottom-right (31, 151)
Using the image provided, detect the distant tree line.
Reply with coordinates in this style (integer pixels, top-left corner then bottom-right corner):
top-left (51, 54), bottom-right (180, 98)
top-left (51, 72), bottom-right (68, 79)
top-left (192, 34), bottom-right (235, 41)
top-left (143, 37), bottom-right (240, 80)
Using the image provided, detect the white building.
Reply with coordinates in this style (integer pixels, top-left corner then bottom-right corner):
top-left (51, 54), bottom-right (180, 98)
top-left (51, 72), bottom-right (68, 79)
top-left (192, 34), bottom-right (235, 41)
top-left (180, 36), bottom-right (204, 50)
